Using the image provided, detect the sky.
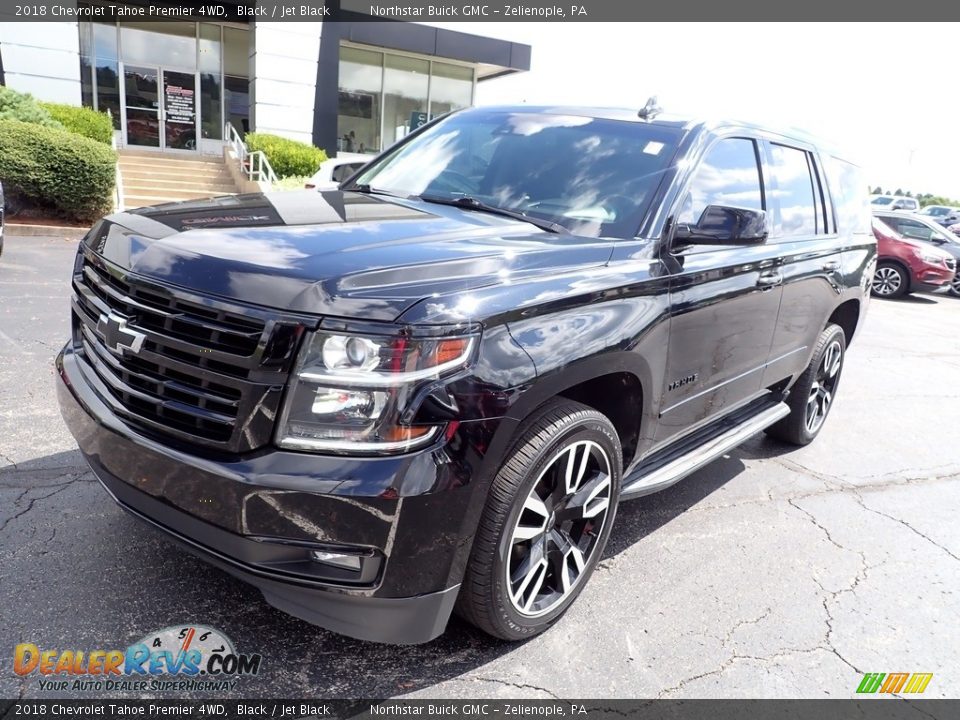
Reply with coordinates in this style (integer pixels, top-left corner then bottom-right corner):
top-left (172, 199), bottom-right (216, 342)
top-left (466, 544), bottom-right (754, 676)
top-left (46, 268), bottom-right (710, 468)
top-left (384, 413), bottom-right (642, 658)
top-left (443, 22), bottom-right (956, 200)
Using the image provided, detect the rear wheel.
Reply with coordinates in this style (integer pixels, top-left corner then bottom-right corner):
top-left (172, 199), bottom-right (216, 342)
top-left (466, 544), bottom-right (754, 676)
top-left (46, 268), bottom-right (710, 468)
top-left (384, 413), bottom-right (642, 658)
top-left (766, 323), bottom-right (846, 446)
top-left (456, 399), bottom-right (622, 640)
top-left (871, 262), bottom-right (908, 298)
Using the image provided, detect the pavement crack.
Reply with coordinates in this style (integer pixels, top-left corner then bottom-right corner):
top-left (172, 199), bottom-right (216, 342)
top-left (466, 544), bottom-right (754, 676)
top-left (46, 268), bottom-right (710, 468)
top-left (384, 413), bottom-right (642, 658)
top-left (468, 676), bottom-right (562, 700)
top-left (0, 483), bottom-right (76, 533)
top-left (854, 496), bottom-right (960, 563)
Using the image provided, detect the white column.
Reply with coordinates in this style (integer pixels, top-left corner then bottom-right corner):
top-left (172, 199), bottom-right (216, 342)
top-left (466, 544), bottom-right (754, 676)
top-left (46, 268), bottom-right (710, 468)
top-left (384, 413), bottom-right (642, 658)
top-left (249, 21), bottom-right (321, 143)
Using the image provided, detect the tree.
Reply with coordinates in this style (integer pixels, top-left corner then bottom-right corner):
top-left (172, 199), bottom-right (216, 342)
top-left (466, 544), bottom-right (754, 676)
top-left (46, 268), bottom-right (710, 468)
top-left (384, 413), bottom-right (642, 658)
top-left (871, 186), bottom-right (883, 195)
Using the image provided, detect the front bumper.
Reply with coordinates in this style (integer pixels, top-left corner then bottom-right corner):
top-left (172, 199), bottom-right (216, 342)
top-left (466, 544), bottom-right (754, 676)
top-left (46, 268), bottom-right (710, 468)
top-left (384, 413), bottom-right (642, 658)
top-left (55, 343), bottom-right (489, 644)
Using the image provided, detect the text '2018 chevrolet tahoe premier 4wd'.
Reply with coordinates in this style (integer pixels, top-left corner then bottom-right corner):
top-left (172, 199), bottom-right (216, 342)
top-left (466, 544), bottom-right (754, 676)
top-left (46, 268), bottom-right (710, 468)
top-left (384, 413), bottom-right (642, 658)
top-left (56, 107), bottom-right (875, 644)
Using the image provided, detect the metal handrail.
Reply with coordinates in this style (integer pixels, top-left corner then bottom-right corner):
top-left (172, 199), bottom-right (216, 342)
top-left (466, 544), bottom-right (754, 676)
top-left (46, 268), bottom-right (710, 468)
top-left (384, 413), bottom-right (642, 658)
top-left (225, 123), bottom-right (278, 189)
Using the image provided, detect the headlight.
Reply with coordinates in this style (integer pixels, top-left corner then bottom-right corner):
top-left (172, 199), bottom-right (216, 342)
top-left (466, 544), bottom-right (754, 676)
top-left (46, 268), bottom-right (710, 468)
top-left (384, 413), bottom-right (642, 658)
top-left (918, 250), bottom-right (945, 265)
top-left (276, 330), bottom-right (476, 454)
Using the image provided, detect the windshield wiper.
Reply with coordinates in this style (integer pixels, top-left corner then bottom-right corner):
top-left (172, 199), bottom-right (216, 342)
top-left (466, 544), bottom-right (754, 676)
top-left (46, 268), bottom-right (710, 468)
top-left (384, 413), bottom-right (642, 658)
top-left (349, 184), bottom-right (408, 199)
top-left (418, 195), bottom-right (568, 234)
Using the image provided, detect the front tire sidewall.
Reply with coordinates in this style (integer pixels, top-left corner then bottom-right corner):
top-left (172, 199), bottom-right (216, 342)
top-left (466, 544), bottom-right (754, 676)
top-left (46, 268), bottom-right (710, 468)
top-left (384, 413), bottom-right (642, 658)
top-left (492, 419), bottom-right (621, 639)
top-left (872, 262), bottom-right (909, 299)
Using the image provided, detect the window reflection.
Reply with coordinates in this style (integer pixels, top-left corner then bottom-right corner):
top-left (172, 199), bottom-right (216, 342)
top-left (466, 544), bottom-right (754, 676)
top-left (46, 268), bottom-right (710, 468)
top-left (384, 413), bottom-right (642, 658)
top-left (768, 143), bottom-right (817, 237)
top-left (679, 138), bottom-right (763, 226)
top-left (355, 109), bottom-right (682, 239)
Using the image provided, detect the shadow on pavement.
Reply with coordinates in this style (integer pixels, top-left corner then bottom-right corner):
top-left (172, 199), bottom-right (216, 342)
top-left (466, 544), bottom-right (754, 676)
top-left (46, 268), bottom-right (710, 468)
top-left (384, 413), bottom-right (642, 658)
top-left (4, 437), bottom-right (768, 698)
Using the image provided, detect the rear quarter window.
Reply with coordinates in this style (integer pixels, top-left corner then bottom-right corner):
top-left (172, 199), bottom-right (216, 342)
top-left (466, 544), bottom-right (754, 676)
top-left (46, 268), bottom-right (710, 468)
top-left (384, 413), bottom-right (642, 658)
top-left (825, 157), bottom-right (871, 236)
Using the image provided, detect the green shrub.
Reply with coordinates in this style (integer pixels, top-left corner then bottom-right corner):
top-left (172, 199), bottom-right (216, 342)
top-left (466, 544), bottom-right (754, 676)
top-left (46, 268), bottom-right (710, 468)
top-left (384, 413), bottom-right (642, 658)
top-left (40, 102), bottom-right (113, 145)
top-left (0, 119), bottom-right (116, 221)
top-left (244, 132), bottom-right (326, 179)
top-left (0, 86), bottom-right (62, 128)
top-left (274, 174), bottom-right (311, 191)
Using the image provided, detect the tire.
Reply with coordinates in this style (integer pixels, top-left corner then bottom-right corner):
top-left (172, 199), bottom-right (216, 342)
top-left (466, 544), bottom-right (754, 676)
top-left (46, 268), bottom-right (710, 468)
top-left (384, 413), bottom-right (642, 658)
top-left (871, 261), bottom-right (909, 298)
top-left (456, 398), bottom-right (622, 641)
top-left (765, 323), bottom-right (846, 446)
top-left (950, 272), bottom-right (960, 298)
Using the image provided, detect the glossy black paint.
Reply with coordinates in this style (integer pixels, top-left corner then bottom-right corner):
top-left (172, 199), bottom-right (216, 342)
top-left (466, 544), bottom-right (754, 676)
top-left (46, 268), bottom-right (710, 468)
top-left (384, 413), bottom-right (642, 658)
top-left (56, 107), bottom-right (876, 643)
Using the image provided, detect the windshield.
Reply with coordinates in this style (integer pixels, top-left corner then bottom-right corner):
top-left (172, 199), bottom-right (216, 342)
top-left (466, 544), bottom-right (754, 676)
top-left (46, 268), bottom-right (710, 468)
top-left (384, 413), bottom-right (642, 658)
top-left (351, 108), bottom-right (683, 238)
top-left (871, 196), bottom-right (894, 205)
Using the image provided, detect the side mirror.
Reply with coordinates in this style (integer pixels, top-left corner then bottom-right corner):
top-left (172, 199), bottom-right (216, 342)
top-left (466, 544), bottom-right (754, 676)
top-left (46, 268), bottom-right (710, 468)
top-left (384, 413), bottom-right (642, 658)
top-left (673, 205), bottom-right (768, 246)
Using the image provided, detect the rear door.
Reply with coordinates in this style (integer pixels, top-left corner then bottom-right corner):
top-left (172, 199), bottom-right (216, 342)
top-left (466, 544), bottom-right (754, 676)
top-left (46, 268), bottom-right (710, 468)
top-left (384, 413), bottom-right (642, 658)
top-left (760, 140), bottom-right (843, 387)
top-left (655, 136), bottom-right (784, 444)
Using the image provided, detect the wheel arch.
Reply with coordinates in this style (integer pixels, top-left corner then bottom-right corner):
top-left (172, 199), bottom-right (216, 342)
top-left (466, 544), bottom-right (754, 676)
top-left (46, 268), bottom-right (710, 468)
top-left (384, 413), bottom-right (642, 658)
top-left (486, 352), bottom-right (653, 479)
top-left (827, 298), bottom-right (861, 347)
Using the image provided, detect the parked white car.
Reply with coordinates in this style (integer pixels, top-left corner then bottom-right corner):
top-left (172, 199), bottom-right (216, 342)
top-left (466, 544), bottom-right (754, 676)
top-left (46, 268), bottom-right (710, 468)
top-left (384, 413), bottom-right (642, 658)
top-left (870, 194), bottom-right (920, 212)
top-left (305, 154), bottom-right (369, 191)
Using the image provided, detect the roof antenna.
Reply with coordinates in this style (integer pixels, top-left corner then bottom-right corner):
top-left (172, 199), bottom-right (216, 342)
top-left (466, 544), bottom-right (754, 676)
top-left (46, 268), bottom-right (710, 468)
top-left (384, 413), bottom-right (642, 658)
top-left (638, 96), bottom-right (662, 122)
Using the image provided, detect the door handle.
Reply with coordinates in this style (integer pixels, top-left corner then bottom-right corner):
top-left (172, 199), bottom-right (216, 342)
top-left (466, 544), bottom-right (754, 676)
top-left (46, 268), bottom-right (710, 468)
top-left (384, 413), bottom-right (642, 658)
top-left (757, 271), bottom-right (783, 288)
top-left (822, 260), bottom-right (841, 272)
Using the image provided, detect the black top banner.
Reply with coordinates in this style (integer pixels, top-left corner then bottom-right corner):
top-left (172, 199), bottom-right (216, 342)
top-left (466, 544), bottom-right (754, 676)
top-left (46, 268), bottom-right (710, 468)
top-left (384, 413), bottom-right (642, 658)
top-left (0, 0), bottom-right (950, 22)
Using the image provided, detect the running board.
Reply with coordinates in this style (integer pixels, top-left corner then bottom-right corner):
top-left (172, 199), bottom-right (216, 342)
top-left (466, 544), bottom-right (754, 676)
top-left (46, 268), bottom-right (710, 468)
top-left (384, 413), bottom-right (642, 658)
top-left (620, 402), bottom-right (790, 501)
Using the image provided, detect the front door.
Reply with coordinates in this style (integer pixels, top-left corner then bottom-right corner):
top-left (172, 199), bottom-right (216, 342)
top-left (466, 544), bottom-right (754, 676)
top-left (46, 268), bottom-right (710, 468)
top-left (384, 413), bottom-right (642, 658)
top-left (655, 136), bottom-right (783, 445)
top-left (122, 65), bottom-right (197, 151)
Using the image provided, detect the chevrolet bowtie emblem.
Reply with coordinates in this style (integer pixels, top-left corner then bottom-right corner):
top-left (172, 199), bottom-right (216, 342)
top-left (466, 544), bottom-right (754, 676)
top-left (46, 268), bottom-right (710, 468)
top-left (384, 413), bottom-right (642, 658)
top-left (96, 312), bottom-right (146, 354)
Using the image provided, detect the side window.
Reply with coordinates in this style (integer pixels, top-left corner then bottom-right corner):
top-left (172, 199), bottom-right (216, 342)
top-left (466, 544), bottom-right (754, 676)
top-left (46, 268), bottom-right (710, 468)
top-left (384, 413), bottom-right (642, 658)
top-left (767, 143), bottom-right (818, 238)
top-left (825, 156), bottom-right (871, 236)
top-left (677, 137), bottom-right (763, 227)
top-left (896, 218), bottom-right (933, 241)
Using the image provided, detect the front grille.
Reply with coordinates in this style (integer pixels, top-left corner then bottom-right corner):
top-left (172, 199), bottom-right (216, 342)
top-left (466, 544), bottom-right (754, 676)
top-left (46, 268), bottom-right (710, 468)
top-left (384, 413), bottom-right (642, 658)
top-left (71, 251), bottom-right (310, 452)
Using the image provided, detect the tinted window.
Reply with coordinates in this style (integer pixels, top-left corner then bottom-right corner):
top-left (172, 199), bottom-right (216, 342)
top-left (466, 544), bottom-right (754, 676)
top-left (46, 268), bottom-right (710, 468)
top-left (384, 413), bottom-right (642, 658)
top-left (825, 157), bottom-right (871, 236)
top-left (355, 109), bottom-right (683, 239)
top-left (768, 143), bottom-right (817, 237)
top-left (677, 138), bottom-right (763, 226)
top-left (872, 197), bottom-right (894, 205)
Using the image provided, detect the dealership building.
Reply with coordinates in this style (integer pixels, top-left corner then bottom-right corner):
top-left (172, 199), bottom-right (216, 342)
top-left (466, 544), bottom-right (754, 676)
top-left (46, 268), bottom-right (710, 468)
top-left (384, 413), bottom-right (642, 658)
top-left (0, 4), bottom-right (531, 156)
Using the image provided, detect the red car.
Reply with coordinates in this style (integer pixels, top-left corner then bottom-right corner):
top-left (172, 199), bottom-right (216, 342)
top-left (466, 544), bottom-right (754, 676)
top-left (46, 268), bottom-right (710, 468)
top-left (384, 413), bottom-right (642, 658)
top-left (872, 217), bottom-right (956, 298)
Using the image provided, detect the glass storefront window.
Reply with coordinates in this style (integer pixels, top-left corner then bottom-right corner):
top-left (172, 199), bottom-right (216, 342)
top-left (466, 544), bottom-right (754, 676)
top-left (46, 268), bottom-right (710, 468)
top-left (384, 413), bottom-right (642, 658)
top-left (121, 22), bottom-right (197, 70)
top-left (95, 57), bottom-right (121, 129)
top-left (224, 75), bottom-right (250, 135)
top-left (337, 46), bottom-right (479, 156)
top-left (223, 27), bottom-right (249, 77)
top-left (199, 24), bottom-right (222, 140)
top-left (338, 47), bottom-right (383, 154)
top-left (429, 62), bottom-right (473, 119)
top-left (382, 55), bottom-right (429, 150)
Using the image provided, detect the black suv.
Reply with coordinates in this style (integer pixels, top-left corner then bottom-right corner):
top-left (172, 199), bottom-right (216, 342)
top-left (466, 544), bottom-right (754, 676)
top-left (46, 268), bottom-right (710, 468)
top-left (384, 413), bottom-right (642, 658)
top-left (56, 107), bottom-right (875, 644)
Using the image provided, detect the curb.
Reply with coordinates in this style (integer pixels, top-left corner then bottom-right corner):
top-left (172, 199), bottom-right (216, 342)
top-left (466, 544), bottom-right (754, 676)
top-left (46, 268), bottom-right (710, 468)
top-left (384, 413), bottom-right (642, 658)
top-left (6, 223), bottom-right (89, 240)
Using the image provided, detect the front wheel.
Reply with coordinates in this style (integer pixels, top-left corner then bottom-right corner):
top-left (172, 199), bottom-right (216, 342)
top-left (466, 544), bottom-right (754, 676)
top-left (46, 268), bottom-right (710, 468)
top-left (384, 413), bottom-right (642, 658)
top-left (456, 399), bottom-right (622, 640)
top-left (950, 272), bottom-right (960, 298)
top-left (871, 262), bottom-right (909, 298)
top-left (766, 323), bottom-right (846, 446)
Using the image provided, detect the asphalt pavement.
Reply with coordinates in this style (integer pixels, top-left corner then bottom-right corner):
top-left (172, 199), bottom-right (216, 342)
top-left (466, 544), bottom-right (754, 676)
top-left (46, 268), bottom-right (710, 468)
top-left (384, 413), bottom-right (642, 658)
top-left (1, 234), bottom-right (958, 699)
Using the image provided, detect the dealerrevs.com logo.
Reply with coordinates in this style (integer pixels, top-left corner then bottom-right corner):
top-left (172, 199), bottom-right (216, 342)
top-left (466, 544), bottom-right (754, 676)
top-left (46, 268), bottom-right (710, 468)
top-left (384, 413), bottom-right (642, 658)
top-left (14, 625), bottom-right (262, 692)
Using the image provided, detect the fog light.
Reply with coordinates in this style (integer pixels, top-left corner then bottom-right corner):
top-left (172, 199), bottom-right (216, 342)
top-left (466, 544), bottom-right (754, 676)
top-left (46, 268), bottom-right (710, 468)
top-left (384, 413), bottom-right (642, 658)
top-left (310, 550), bottom-right (362, 571)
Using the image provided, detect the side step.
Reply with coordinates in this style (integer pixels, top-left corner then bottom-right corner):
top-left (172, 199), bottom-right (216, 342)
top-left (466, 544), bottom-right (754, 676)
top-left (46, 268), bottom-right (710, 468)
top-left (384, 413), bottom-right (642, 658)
top-left (620, 402), bottom-right (790, 501)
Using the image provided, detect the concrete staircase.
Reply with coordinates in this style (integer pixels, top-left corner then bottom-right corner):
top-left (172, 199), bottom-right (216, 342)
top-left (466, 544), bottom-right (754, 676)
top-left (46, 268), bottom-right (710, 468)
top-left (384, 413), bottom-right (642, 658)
top-left (117, 150), bottom-right (241, 210)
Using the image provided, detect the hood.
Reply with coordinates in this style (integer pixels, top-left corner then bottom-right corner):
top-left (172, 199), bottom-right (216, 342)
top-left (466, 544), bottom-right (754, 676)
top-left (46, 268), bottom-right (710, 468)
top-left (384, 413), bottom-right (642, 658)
top-left (85, 191), bottom-right (613, 322)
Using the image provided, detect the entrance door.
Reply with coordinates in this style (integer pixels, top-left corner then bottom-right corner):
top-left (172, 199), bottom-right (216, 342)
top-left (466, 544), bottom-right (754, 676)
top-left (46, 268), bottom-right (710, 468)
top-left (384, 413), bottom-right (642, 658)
top-left (124, 65), bottom-right (161, 149)
top-left (161, 69), bottom-right (197, 151)
top-left (122, 65), bottom-right (197, 151)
